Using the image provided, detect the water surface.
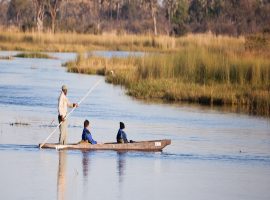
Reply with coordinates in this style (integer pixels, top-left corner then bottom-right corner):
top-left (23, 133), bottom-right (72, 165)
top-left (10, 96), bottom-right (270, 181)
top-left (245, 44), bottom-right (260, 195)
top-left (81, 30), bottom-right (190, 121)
top-left (0, 51), bottom-right (269, 200)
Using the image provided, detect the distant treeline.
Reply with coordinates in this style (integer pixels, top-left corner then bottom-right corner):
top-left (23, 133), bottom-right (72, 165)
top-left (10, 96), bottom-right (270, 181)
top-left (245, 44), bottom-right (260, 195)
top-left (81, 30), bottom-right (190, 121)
top-left (0, 0), bottom-right (269, 35)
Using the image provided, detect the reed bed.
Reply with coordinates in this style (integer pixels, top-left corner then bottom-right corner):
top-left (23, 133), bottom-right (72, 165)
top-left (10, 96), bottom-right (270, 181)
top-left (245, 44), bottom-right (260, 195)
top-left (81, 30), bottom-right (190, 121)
top-left (1, 29), bottom-right (269, 116)
top-left (65, 33), bottom-right (270, 116)
top-left (0, 30), bottom-right (177, 52)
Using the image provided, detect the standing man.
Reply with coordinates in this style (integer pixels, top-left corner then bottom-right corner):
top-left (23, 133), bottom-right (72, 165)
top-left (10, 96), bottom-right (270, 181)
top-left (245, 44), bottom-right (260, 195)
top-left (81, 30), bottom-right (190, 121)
top-left (58, 85), bottom-right (78, 144)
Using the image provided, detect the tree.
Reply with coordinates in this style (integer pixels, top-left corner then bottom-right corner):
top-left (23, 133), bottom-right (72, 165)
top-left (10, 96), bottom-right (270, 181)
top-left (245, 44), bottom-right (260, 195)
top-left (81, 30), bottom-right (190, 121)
top-left (164, 0), bottom-right (177, 25)
top-left (145, 0), bottom-right (158, 35)
top-left (33, 0), bottom-right (45, 32)
top-left (7, 0), bottom-right (33, 28)
top-left (115, 0), bottom-right (121, 21)
top-left (92, 0), bottom-right (106, 34)
top-left (1, 0), bottom-right (270, 35)
top-left (171, 0), bottom-right (189, 35)
top-left (0, 0), bottom-right (9, 26)
top-left (47, 0), bottom-right (62, 33)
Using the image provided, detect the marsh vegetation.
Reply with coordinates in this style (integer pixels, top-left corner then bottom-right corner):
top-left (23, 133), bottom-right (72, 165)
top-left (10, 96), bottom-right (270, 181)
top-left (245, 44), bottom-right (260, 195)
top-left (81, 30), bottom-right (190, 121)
top-left (65, 33), bottom-right (270, 116)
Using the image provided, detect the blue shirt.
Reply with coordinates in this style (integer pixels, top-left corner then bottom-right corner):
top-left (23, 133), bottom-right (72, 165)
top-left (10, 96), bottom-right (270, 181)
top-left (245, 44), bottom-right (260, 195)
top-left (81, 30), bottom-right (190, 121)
top-left (116, 129), bottom-right (128, 143)
top-left (82, 128), bottom-right (97, 144)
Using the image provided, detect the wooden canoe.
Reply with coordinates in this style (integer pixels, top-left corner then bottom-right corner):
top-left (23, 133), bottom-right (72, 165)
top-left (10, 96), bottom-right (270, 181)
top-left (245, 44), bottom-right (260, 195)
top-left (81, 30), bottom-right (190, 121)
top-left (39, 139), bottom-right (171, 151)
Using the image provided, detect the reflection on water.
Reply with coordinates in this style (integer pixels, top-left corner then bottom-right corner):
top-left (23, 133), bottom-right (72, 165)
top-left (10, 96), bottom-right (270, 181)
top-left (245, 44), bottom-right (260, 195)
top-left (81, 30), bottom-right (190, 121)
top-left (82, 151), bottom-right (91, 196)
top-left (117, 152), bottom-right (126, 184)
top-left (57, 151), bottom-right (67, 200)
top-left (82, 151), bottom-right (90, 179)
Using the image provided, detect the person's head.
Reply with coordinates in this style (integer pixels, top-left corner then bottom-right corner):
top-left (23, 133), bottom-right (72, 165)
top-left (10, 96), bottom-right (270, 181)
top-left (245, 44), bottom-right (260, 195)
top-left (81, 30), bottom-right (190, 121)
top-left (84, 120), bottom-right (90, 128)
top-left (62, 85), bottom-right (68, 95)
top-left (120, 122), bottom-right (125, 129)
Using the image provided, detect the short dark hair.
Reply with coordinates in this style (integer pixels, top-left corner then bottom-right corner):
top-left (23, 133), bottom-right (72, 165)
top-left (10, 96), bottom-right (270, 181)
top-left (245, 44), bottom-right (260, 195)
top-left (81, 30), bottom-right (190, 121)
top-left (120, 122), bottom-right (125, 129)
top-left (84, 120), bottom-right (89, 128)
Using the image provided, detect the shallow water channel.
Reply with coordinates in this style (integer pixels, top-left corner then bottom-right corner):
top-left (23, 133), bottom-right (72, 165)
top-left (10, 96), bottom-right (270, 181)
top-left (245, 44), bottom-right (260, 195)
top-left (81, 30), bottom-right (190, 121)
top-left (0, 51), bottom-right (270, 200)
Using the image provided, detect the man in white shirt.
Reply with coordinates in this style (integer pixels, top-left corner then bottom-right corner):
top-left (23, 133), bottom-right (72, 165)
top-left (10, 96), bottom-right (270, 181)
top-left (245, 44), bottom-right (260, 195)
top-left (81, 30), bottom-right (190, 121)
top-left (58, 85), bottom-right (78, 144)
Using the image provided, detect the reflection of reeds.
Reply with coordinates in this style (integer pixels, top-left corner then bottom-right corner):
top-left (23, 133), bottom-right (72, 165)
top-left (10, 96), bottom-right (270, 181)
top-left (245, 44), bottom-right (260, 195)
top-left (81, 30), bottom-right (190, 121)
top-left (64, 34), bottom-right (270, 117)
top-left (14, 52), bottom-right (54, 59)
top-left (9, 121), bottom-right (30, 126)
top-left (0, 55), bottom-right (13, 60)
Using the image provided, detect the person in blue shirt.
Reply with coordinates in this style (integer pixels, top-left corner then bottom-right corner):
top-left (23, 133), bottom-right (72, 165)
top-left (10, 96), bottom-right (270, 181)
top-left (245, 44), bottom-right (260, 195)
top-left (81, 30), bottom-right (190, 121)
top-left (116, 122), bottom-right (129, 143)
top-left (82, 120), bottom-right (97, 144)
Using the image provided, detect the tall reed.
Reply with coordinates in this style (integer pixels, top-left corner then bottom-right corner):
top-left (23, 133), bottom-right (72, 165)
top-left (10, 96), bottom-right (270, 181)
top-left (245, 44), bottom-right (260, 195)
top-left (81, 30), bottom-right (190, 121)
top-left (0, 30), bottom-right (177, 52)
top-left (64, 33), bottom-right (270, 116)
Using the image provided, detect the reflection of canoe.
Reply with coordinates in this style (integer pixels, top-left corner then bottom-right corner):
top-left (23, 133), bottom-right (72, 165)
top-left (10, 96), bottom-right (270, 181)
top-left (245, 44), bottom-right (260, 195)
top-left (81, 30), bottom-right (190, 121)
top-left (39, 139), bottom-right (171, 151)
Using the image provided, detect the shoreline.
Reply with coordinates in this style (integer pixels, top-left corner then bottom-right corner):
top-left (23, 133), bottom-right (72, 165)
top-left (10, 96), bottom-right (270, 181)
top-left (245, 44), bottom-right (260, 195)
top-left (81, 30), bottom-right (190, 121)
top-left (62, 34), bottom-right (269, 117)
top-left (65, 63), bottom-right (270, 118)
top-left (1, 31), bottom-right (269, 117)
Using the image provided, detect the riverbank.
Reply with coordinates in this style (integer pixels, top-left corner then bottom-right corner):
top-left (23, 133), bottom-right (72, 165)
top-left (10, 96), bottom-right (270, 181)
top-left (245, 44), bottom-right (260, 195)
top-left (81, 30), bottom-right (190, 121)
top-left (64, 33), bottom-right (270, 117)
top-left (0, 30), bottom-right (177, 52)
top-left (1, 30), bottom-right (269, 116)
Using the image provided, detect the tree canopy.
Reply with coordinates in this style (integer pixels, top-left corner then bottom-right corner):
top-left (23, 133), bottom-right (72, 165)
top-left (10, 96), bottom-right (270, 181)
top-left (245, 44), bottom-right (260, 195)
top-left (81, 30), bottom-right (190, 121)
top-left (0, 0), bottom-right (269, 35)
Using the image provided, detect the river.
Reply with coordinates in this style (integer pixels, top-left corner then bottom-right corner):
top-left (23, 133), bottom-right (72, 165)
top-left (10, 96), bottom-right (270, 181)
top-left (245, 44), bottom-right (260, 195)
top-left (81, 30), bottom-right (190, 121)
top-left (0, 51), bottom-right (269, 200)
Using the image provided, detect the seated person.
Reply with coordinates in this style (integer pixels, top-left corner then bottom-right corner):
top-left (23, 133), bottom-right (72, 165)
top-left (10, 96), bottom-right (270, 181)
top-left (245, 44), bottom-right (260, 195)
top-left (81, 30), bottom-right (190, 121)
top-left (116, 122), bottom-right (129, 143)
top-left (82, 120), bottom-right (97, 144)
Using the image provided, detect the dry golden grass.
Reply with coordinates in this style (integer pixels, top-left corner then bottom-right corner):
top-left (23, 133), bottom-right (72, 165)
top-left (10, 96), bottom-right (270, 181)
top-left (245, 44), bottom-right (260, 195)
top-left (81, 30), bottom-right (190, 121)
top-left (1, 29), bottom-right (269, 116)
top-left (0, 30), bottom-right (177, 52)
top-left (64, 33), bottom-right (270, 116)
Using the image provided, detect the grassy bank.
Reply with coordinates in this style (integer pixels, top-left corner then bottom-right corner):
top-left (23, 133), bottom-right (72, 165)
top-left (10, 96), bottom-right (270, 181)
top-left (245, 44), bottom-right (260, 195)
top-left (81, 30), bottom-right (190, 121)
top-left (14, 52), bottom-right (54, 59)
top-left (0, 30), bottom-right (177, 52)
top-left (65, 33), bottom-right (270, 117)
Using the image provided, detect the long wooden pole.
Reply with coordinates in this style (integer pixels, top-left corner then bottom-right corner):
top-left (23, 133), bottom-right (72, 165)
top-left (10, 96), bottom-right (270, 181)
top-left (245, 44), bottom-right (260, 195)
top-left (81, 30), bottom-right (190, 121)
top-left (39, 79), bottom-right (102, 149)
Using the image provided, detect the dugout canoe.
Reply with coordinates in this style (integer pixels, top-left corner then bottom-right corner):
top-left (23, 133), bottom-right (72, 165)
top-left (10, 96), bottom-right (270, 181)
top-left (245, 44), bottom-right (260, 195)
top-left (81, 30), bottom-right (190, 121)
top-left (39, 139), bottom-right (171, 151)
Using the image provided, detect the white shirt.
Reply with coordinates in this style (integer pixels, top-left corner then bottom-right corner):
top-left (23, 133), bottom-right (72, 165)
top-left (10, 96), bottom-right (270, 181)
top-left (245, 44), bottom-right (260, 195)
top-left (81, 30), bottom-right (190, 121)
top-left (58, 91), bottom-right (73, 117)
